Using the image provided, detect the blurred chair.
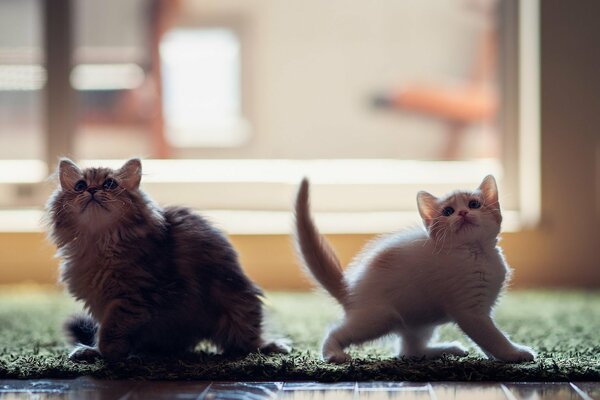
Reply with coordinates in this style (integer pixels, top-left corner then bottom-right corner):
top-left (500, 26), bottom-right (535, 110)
top-left (373, 0), bottom-right (499, 160)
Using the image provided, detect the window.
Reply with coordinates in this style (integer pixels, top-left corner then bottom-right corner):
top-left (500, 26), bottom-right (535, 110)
top-left (161, 28), bottom-right (249, 147)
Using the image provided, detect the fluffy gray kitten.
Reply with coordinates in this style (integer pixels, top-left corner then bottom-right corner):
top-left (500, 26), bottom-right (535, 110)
top-left (295, 176), bottom-right (535, 363)
top-left (46, 158), bottom-right (289, 362)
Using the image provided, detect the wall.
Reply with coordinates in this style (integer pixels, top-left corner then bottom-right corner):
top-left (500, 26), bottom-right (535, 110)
top-left (499, 0), bottom-right (600, 287)
top-left (175, 0), bottom-right (490, 159)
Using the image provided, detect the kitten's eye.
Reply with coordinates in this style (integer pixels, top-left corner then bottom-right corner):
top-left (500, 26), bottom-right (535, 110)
top-left (74, 180), bottom-right (87, 192)
top-left (442, 206), bottom-right (455, 216)
top-left (468, 200), bottom-right (482, 209)
top-left (103, 178), bottom-right (118, 190)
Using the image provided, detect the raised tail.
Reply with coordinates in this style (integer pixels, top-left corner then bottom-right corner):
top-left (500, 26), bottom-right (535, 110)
top-left (294, 178), bottom-right (347, 305)
top-left (64, 314), bottom-right (98, 346)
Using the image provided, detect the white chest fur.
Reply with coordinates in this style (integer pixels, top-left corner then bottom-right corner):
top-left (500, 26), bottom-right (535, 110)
top-left (437, 243), bottom-right (508, 314)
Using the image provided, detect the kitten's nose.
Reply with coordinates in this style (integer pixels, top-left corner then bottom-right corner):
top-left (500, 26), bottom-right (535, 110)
top-left (87, 187), bottom-right (98, 195)
top-left (458, 210), bottom-right (469, 217)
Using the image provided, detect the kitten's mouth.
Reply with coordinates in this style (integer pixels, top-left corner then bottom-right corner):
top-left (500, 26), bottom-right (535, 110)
top-left (82, 198), bottom-right (109, 212)
top-left (455, 218), bottom-right (478, 232)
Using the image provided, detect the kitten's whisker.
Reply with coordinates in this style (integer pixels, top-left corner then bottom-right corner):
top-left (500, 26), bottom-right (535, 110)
top-left (438, 227), bottom-right (450, 253)
top-left (432, 224), bottom-right (450, 253)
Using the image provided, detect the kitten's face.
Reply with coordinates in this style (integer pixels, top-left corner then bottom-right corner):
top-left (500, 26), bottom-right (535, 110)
top-left (417, 175), bottom-right (502, 244)
top-left (49, 158), bottom-right (142, 234)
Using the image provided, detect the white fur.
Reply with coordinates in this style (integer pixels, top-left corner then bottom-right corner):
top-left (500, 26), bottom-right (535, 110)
top-left (294, 176), bottom-right (536, 363)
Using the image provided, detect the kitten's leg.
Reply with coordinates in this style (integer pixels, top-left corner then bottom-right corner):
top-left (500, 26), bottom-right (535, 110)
top-left (97, 300), bottom-right (151, 362)
top-left (400, 326), bottom-right (467, 359)
top-left (322, 309), bottom-right (394, 363)
top-left (453, 313), bottom-right (535, 362)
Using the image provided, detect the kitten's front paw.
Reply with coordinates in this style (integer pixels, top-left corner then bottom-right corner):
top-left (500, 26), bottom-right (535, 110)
top-left (323, 351), bottom-right (351, 364)
top-left (498, 344), bottom-right (536, 362)
top-left (260, 340), bottom-right (292, 354)
top-left (69, 345), bottom-right (101, 363)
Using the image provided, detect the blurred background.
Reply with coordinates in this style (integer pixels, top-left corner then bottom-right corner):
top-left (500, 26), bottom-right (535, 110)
top-left (0, 0), bottom-right (598, 289)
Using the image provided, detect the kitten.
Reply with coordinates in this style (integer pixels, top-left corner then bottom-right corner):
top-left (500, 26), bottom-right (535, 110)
top-left (46, 158), bottom-right (289, 362)
top-left (294, 176), bottom-right (535, 363)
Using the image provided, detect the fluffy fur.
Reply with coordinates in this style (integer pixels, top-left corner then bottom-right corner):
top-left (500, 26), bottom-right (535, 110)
top-left (294, 176), bottom-right (535, 363)
top-left (46, 158), bottom-right (289, 362)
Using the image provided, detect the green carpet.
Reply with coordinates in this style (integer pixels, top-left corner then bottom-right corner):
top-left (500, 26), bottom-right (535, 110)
top-left (0, 286), bottom-right (598, 381)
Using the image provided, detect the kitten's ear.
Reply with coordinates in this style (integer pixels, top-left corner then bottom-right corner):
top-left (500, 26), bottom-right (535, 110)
top-left (117, 158), bottom-right (142, 190)
top-left (58, 158), bottom-right (83, 190)
top-left (478, 175), bottom-right (499, 206)
top-left (417, 191), bottom-right (438, 228)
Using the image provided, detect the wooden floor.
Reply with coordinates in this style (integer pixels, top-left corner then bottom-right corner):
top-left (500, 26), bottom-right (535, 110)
top-left (0, 379), bottom-right (597, 399)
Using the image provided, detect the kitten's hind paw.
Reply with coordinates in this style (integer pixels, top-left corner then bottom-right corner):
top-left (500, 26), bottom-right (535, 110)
top-left (100, 340), bottom-right (131, 363)
top-left (323, 351), bottom-right (351, 364)
top-left (68, 344), bottom-right (102, 363)
top-left (260, 340), bottom-right (291, 354)
top-left (497, 344), bottom-right (536, 363)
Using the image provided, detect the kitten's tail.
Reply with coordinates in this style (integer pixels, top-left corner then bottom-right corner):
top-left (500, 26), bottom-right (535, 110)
top-left (294, 178), bottom-right (347, 306)
top-left (64, 314), bottom-right (98, 346)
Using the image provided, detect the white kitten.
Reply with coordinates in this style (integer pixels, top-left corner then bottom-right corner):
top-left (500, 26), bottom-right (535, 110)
top-left (294, 175), bottom-right (535, 363)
